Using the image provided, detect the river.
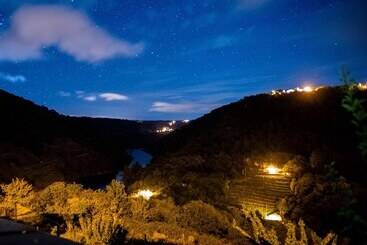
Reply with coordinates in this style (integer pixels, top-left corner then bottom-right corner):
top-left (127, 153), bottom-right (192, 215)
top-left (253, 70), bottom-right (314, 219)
top-left (78, 148), bottom-right (152, 189)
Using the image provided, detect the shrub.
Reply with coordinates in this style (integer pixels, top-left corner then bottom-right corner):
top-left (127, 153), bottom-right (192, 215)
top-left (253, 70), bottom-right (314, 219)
top-left (176, 200), bottom-right (230, 236)
top-left (36, 182), bottom-right (84, 216)
top-left (79, 213), bottom-right (121, 245)
top-left (242, 208), bottom-right (338, 245)
top-left (145, 198), bottom-right (178, 223)
top-left (63, 212), bottom-right (122, 244)
top-left (105, 180), bottom-right (130, 217)
top-left (0, 178), bottom-right (35, 217)
top-left (129, 197), bottom-right (151, 221)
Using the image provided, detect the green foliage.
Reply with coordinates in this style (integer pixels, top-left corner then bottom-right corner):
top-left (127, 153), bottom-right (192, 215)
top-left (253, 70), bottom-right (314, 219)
top-left (284, 161), bottom-right (366, 243)
top-left (324, 162), bottom-right (367, 242)
top-left (341, 66), bottom-right (367, 158)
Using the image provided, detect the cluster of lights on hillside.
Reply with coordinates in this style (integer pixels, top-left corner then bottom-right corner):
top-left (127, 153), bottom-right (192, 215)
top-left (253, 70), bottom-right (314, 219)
top-left (271, 85), bottom-right (320, 95)
top-left (156, 126), bottom-right (174, 133)
top-left (357, 82), bottom-right (367, 90)
top-left (155, 120), bottom-right (190, 134)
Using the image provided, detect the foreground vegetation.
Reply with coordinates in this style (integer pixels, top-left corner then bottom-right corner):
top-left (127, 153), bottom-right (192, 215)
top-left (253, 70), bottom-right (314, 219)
top-left (0, 178), bottom-right (339, 245)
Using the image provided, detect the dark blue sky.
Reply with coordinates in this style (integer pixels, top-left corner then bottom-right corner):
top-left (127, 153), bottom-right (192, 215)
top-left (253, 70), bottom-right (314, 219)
top-left (0, 0), bottom-right (366, 120)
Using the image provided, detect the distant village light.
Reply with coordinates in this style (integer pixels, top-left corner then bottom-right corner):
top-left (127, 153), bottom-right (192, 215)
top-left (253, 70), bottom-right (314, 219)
top-left (303, 86), bottom-right (313, 92)
top-left (357, 83), bottom-right (367, 90)
top-left (265, 165), bottom-right (280, 175)
top-left (156, 126), bottom-right (174, 133)
top-left (271, 85), bottom-right (320, 95)
top-left (265, 213), bottom-right (282, 221)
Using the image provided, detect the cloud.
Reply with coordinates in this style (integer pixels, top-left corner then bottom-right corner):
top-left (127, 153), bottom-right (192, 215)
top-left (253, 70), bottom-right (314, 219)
top-left (74, 91), bottom-right (96, 101)
top-left (0, 72), bottom-right (26, 83)
top-left (237, 0), bottom-right (271, 10)
top-left (0, 5), bottom-right (144, 62)
top-left (58, 91), bottom-right (71, 97)
top-left (83, 95), bottom-right (97, 101)
top-left (149, 101), bottom-right (214, 113)
top-left (74, 91), bottom-right (128, 102)
top-left (99, 93), bottom-right (128, 101)
top-left (150, 102), bottom-right (194, 113)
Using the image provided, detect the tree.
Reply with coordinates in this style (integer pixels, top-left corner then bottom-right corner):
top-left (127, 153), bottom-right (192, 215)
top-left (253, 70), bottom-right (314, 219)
top-left (0, 178), bottom-right (34, 218)
top-left (105, 180), bottom-right (130, 217)
top-left (341, 66), bottom-right (367, 158)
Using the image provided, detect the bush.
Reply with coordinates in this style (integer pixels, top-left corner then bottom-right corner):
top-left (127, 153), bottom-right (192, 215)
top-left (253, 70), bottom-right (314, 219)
top-left (63, 212), bottom-right (122, 244)
top-left (105, 180), bottom-right (130, 217)
top-left (36, 182), bottom-right (84, 216)
top-left (129, 198), bottom-right (151, 221)
top-left (176, 200), bottom-right (230, 236)
top-left (0, 178), bottom-right (35, 217)
top-left (145, 198), bottom-right (178, 223)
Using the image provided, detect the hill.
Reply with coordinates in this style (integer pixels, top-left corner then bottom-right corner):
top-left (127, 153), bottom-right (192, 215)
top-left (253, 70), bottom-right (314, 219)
top-left (154, 86), bottom-right (365, 181)
top-left (135, 86), bottom-right (367, 237)
top-left (0, 89), bottom-right (163, 187)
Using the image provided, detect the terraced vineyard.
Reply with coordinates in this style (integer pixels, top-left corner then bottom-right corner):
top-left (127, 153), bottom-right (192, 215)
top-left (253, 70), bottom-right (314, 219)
top-left (228, 166), bottom-right (292, 216)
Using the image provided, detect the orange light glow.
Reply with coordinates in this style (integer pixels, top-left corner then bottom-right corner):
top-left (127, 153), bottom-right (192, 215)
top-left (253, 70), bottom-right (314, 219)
top-left (265, 165), bottom-right (280, 175)
top-left (302, 86), bottom-right (313, 92)
top-left (357, 83), bottom-right (367, 90)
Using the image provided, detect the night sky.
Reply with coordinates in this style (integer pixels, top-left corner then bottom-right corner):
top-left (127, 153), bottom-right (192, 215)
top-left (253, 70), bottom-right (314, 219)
top-left (0, 0), bottom-right (366, 120)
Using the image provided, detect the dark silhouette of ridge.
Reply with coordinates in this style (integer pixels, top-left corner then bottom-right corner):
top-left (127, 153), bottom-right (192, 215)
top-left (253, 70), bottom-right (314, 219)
top-left (0, 89), bottom-right (162, 187)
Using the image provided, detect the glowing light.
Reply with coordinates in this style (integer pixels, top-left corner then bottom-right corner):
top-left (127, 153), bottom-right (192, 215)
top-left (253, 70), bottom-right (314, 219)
top-left (302, 86), bottom-right (313, 92)
top-left (183, 119), bottom-right (190, 123)
top-left (265, 165), bottom-right (280, 175)
top-left (265, 213), bottom-right (282, 221)
top-left (271, 85), bottom-right (321, 95)
top-left (357, 83), bottom-right (367, 90)
top-left (156, 126), bottom-right (174, 133)
top-left (135, 189), bottom-right (156, 200)
top-left (168, 120), bottom-right (176, 126)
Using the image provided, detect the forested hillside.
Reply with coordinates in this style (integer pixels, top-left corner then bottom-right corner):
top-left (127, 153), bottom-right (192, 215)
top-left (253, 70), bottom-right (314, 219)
top-left (0, 89), bottom-right (159, 187)
top-left (155, 86), bottom-right (365, 181)
top-left (136, 86), bottom-right (367, 240)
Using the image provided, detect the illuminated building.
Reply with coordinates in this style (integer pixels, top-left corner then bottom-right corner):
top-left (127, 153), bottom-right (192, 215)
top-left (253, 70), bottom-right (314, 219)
top-left (265, 213), bottom-right (282, 221)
